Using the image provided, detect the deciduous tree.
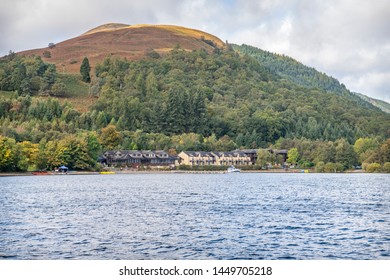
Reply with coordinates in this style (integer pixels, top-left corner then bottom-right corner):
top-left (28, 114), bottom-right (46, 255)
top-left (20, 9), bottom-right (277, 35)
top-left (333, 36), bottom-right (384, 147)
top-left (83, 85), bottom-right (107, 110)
top-left (99, 125), bottom-right (122, 150)
top-left (286, 147), bottom-right (299, 166)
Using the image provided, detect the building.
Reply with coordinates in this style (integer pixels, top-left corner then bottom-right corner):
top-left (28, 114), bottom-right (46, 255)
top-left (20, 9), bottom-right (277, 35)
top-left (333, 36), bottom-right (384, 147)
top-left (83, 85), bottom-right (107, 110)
top-left (100, 150), bottom-right (177, 168)
top-left (273, 149), bottom-right (288, 162)
top-left (239, 149), bottom-right (258, 165)
top-left (177, 151), bottom-right (216, 166)
top-left (100, 149), bottom-right (288, 168)
top-left (212, 151), bottom-right (251, 166)
top-left (237, 149), bottom-right (288, 165)
top-left (178, 151), bottom-right (251, 166)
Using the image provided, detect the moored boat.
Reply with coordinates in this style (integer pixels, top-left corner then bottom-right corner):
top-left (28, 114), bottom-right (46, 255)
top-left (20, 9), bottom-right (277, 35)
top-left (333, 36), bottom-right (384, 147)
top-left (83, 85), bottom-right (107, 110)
top-left (31, 171), bottom-right (50, 175)
top-left (227, 165), bottom-right (241, 173)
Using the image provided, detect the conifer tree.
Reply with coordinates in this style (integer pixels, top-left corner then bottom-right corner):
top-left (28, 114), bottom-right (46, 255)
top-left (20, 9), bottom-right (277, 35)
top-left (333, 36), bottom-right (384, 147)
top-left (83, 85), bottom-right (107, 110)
top-left (80, 57), bottom-right (91, 83)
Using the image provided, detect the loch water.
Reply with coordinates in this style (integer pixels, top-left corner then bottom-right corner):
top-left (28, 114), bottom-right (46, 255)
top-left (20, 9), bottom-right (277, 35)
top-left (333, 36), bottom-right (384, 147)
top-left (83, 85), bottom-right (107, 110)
top-left (1, 173), bottom-right (389, 260)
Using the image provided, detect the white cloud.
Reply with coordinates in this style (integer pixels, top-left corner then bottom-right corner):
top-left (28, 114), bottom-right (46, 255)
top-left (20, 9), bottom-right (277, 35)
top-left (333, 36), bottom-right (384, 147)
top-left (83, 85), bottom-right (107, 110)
top-left (0, 0), bottom-right (389, 103)
top-left (342, 72), bottom-right (390, 102)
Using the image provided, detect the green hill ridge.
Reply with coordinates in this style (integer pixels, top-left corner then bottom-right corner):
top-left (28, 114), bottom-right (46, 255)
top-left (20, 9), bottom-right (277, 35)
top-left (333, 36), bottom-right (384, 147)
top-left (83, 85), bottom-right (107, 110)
top-left (232, 44), bottom-right (389, 113)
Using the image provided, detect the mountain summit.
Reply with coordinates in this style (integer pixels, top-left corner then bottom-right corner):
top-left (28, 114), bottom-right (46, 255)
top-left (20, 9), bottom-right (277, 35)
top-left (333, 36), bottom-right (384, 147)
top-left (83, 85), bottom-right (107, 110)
top-left (19, 23), bottom-right (225, 73)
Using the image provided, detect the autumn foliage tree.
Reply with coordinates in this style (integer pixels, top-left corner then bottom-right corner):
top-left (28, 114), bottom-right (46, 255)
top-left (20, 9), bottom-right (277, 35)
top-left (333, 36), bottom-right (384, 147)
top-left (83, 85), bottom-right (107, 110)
top-left (0, 135), bottom-right (19, 171)
top-left (99, 125), bottom-right (122, 150)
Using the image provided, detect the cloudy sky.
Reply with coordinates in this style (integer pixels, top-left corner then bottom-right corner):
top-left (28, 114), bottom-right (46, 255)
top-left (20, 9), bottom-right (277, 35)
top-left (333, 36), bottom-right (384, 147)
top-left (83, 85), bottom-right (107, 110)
top-left (1, 0), bottom-right (389, 102)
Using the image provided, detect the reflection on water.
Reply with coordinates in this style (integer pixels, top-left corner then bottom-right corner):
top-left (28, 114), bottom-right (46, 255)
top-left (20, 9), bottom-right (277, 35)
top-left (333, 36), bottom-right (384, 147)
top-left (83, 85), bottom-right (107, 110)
top-left (0, 173), bottom-right (389, 259)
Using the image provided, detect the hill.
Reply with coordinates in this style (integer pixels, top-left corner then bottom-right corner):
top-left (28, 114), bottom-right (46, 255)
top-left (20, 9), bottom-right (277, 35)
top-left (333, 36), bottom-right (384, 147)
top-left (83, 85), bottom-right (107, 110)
top-left (18, 23), bottom-right (225, 73)
top-left (0, 23), bottom-right (389, 172)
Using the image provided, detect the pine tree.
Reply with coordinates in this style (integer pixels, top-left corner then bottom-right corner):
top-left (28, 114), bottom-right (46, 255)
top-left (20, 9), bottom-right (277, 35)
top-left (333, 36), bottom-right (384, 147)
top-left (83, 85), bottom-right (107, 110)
top-left (80, 57), bottom-right (91, 83)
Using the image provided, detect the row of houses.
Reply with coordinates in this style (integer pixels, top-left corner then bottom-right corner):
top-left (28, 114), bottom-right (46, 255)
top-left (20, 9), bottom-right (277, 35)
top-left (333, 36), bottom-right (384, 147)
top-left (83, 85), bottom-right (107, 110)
top-left (178, 151), bottom-right (251, 166)
top-left (100, 150), bottom-right (177, 167)
top-left (100, 149), bottom-right (288, 168)
top-left (178, 149), bottom-right (288, 166)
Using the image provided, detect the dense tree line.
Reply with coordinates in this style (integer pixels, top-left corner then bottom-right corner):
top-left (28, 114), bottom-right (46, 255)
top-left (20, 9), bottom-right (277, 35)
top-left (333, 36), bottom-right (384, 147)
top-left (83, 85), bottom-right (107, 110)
top-left (0, 52), bottom-right (65, 96)
top-left (0, 133), bottom-right (100, 171)
top-left (1, 125), bottom-right (389, 172)
top-left (274, 137), bottom-right (390, 172)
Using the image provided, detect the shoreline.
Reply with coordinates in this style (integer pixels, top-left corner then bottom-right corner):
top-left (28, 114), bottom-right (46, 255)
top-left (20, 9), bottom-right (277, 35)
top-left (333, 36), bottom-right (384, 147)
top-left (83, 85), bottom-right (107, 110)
top-left (0, 169), bottom-right (378, 177)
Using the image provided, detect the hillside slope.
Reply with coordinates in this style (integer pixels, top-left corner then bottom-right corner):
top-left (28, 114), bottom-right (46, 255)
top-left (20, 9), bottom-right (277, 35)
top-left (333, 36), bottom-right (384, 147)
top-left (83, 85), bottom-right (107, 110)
top-left (353, 92), bottom-right (390, 113)
top-left (233, 44), bottom-right (389, 113)
top-left (18, 23), bottom-right (225, 73)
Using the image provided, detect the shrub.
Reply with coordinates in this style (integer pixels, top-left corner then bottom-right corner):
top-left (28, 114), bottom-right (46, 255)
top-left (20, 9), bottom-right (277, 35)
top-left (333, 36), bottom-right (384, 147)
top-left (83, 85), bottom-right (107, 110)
top-left (335, 163), bottom-right (345, 172)
top-left (146, 49), bottom-right (160, 59)
top-left (178, 165), bottom-right (227, 171)
top-left (51, 82), bottom-right (66, 96)
top-left (240, 165), bottom-right (262, 170)
top-left (299, 160), bottom-right (314, 169)
top-left (322, 162), bottom-right (344, 172)
top-left (43, 51), bottom-right (51, 58)
top-left (365, 163), bottom-right (382, 173)
top-left (383, 162), bottom-right (390, 173)
top-left (315, 161), bottom-right (325, 173)
top-left (324, 162), bottom-right (337, 173)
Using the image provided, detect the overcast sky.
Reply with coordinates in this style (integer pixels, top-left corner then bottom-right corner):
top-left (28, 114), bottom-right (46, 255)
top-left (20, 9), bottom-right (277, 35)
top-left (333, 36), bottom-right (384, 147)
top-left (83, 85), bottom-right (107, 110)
top-left (1, 0), bottom-right (389, 102)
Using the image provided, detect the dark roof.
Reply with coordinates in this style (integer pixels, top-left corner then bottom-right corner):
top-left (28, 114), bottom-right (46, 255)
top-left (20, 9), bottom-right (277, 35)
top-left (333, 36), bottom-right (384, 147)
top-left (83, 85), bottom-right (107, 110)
top-left (102, 150), bottom-right (165, 159)
top-left (154, 150), bottom-right (169, 158)
top-left (239, 149), bottom-right (258, 154)
top-left (126, 150), bottom-right (143, 158)
top-left (142, 151), bottom-right (156, 158)
top-left (181, 151), bottom-right (214, 157)
top-left (210, 151), bottom-right (248, 157)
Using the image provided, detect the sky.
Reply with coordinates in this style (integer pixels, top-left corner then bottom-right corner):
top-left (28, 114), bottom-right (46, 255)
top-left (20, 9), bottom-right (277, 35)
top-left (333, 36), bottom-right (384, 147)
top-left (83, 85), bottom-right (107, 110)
top-left (1, 0), bottom-right (389, 102)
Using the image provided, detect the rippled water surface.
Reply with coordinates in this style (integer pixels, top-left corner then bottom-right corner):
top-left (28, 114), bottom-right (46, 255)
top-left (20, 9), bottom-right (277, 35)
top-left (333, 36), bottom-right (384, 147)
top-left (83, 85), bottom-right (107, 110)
top-left (1, 173), bottom-right (389, 259)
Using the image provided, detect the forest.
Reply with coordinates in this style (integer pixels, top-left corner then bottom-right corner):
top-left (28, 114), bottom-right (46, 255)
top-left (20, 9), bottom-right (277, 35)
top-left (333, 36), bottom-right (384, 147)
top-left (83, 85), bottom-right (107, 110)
top-left (0, 45), bottom-right (389, 172)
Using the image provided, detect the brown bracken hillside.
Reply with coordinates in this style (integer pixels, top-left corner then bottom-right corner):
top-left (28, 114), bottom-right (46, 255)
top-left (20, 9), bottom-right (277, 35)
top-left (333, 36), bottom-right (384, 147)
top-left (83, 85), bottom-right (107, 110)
top-left (18, 23), bottom-right (226, 73)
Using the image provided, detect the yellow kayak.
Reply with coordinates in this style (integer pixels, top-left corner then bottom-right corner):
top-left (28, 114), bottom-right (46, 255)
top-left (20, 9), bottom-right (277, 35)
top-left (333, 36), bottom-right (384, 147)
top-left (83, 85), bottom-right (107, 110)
top-left (99, 171), bottom-right (116, 175)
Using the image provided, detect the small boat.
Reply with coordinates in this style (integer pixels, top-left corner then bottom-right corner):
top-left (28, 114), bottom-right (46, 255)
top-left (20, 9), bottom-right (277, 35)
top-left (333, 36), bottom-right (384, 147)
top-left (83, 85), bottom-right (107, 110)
top-left (100, 171), bottom-right (116, 175)
top-left (227, 165), bottom-right (241, 173)
top-left (31, 171), bottom-right (49, 175)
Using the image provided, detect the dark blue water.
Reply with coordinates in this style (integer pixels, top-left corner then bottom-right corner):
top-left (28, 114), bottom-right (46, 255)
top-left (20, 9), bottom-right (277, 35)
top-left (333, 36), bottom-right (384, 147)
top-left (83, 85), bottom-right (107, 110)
top-left (1, 173), bottom-right (389, 259)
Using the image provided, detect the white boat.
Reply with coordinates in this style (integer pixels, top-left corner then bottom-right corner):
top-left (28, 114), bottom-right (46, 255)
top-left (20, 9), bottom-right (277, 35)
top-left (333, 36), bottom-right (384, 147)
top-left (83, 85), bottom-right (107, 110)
top-left (227, 165), bottom-right (241, 173)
